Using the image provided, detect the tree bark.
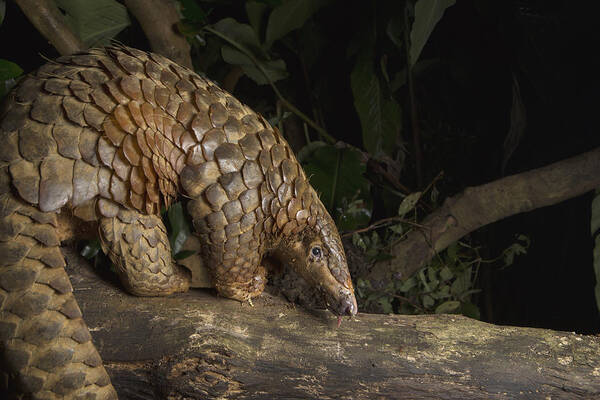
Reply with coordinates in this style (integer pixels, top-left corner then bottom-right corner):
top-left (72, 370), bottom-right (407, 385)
top-left (65, 247), bottom-right (600, 400)
top-left (368, 147), bottom-right (600, 288)
top-left (123, 0), bottom-right (192, 68)
top-left (14, 0), bottom-right (85, 56)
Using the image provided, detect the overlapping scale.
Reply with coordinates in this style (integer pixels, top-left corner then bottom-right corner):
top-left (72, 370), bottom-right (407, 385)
top-left (4, 44), bottom-right (334, 302)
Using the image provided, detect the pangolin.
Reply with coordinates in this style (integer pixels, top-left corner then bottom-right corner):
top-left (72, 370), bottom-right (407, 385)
top-left (0, 45), bottom-right (357, 398)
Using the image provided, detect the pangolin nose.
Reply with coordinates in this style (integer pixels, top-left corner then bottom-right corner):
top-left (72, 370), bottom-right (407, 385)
top-left (341, 298), bottom-right (357, 316)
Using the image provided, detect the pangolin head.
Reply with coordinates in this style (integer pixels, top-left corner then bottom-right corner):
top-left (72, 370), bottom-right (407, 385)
top-left (276, 213), bottom-right (358, 317)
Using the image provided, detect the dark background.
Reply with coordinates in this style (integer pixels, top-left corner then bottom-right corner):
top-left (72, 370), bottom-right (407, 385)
top-left (2, 0), bottom-right (599, 333)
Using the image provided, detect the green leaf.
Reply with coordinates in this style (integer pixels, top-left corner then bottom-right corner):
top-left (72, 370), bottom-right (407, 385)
top-left (418, 269), bottom-right (430, 292)
top-left (370, 231), bottom-right (380, 247)
top-left (264, 0), bottom-right (328, 49)
top-left (450, 267), bottom-right (472, 296)
top-left (81, 240), bottom-right (102, 260)
top-left (177, 20), bottom-right (202, 39)
top-left (213, 18), bottom-right (289, 85)
top-left (55, 0), bottom-right (130, 47)
top-left (213, 17), bottom-right (264, 55)
top-left (459, 288), bottom-right (482, 301)
top-left (427, 267), bottom-right (437, 283)
top-left (397, 192), bottom-right (421, 216)
top-left (337, 199), bottom-right (372, 232)
top-left (351, 52), bottom-right (402, 156)
top-left (435, 300), bottom-right (460, 314)
top-left (179, 0), bottom-right (208, 23)
top-left (436, 284), bottom-right (451, 298)
top-left (439, 266), bottom-right (453, 281)
top-left (422, 294), bottom-right (434, 308)
top-left (356, 277), bottom-right (370, 289)
top-left (460, 302), bottom-right (480, 319)
top-left (389, 69), bottom-right (407, 92)
top-left (446, 242), bottom-right (459, 261)
top-left (591, 189), bottom-right (600, 235)
top-left (352, 232), bottom-right (367, 252)
top-left (174, 250), bottom-right (195, 260)
top-left (297, 140), bottom-right (327, 163)
top-left (0, 0), bottom-right (6, 26)
top-left (221, 45), bottom-right (288, 85)
top-left (267, 111), bottom-right (292, 127)
top-left (0, 59), bottom-right (23, 99)
top-left (399, 277), bottom-right (417, 292)
top-left (246, 1), bottom-right (268, 37)
top-left (0, 59), bottom-right (23, 80)
top-left (386, 13), bottom-right (404, 49)
top-left (389, 59), bottom-right (438, 92)
top-left (378, 296), bottom-right (394, 314)
top-left (167, 202), bottom-right (191, 256)
top-left (409, 0), bottom-right (455, 66)
top-left (503, 237), bottom-right (529, 267)
top-left (301, 144), bottom-right (370, 213)
top-left (389, 224), bottom-right (403, 235)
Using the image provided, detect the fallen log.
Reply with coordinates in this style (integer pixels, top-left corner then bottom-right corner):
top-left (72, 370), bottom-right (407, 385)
top-left (66, 247), bottom-right (600, 400)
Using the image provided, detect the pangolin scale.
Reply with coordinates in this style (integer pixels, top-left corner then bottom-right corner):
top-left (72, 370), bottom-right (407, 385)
top-left (0, 45), bottom-right (357, 399)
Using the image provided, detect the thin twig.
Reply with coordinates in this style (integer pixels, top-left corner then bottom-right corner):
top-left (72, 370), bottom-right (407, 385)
top-left (390, 293), bottom-right (426, 312)
top-left (421, 171), bottom-right (444, 198)
top-left (329, 149), bottom-right (342, 210)
top-left (342, 216), bottom-right (427, 238)
top-left (204, 26), bottom-right (336, 144)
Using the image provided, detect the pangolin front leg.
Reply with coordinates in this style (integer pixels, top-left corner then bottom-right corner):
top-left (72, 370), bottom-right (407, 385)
top-left (98, 207), bottom-right (190, 296)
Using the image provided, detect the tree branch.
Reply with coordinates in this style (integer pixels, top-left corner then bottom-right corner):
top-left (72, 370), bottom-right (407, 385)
top-left (65, 247), bottom-right (600, 399)
top-left (14, 0), bottom-right (84, 56)
top-left (123, 0), bottom-right (192, 68)
top-left (368, 147), bottom-right (600, 286)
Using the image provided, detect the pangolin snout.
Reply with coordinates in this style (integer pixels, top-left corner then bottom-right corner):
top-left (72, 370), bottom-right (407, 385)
top-left (341, 298), bottom-right (357, 316)
top-left (329, 292), bottom-right (358, 316)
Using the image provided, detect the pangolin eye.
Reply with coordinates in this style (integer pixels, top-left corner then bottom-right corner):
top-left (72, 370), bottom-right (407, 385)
top-left (311, 246), bottom-right (322, 258)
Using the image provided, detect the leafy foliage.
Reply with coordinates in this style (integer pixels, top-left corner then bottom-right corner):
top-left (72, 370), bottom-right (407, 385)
top-left (0, 59), bottom-right (23, 99)
top-left (299, 142), bottom-right (371, 230)
top-left (80, 239), bottom-right (114, 272)
top-left (356, 235), bottom-right (529, 318)
top-left (55, 0), bottom-right (130, 47)
top-left (211, 17), bottom-right (289, 85)
top-left (173, 0), bottom-right (512, 319)
top-left (0, 0), bottom-right (5, 26)
top-left (352, 186), bottom-right (529, 317)
top-left (409, 0), bottom-right (456, 65)
top-left (351, 48), bottom-right (403, 157)
top-left (501, 234), bottom-right (530, 267)
top-left (264, 0), bottom-right (328, 49)
top-left (5, 0), bottom-right (544, 320)
top-left (166, 202), bottom-right (191, 257)
top-left (349, 5), bottom-right (403, 157)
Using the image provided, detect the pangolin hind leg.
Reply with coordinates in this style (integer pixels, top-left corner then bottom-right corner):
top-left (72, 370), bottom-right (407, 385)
top-left (98, 207), bottom-right (190, 296)
top-left (0, 192), bottom-right (117, 399)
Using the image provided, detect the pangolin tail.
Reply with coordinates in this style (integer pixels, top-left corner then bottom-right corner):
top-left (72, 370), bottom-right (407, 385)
top-left (0, 190), bottom-right (117, 399)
